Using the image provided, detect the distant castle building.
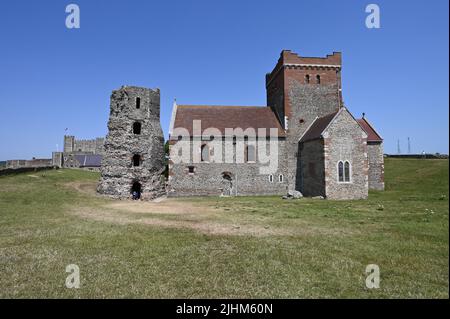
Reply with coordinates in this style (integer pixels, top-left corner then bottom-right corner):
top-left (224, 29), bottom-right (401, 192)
top-left (99, 50), bottom-right (384, 200)
top-left (52, 135), bottom-right (104, 171)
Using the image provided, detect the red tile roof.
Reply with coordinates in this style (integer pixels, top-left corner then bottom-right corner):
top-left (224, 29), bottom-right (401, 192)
top-left (172, 105), bottom-right (285, 138)
top-left (299, 111), bottom-right (339, 143)
top-left (357, 118), bottom-right (383, 142)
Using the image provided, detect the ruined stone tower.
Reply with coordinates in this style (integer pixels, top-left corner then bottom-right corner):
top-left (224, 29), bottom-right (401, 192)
top-left (97, 86), bottom-right (165, 199)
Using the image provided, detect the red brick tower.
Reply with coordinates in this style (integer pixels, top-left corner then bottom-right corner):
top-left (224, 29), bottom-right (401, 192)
top-left (266, 50), bottom-right (343, 191)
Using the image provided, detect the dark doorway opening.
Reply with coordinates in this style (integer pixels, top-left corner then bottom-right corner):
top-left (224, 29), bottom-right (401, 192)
top-left (131, 181), bottom-right (141, 200)
top-left (221, 172), bottom-right (233, 196)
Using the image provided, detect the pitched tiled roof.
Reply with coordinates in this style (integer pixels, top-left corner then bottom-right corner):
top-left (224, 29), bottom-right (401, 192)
top-left (299, 111), bottom-right (339, 143)
top-left (357, 118), bottom-right (383, 142)
top-left (74, 154), bottom-right (102, 167)
top-left (172, 105), bottom-right (285, 138)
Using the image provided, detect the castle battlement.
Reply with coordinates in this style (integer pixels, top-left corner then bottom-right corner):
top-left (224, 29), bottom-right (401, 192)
top-left (266, 50), bottom-right (342, 87)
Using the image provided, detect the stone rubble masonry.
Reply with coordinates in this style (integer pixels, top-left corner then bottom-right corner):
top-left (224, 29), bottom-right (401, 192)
top-left (298, 139), bottom-right (326, 197)
top-left (167, 138), bottom-right (288, 196)
top-left (265, 50), bottom-right (342, 193)
top-left (323, 109), bottom-right (368, 200)
top-left (286, 82), bottom-right (341, 192)
top-left (97, 86), bottom-right (166, 200)
top-left (52, 152), bottom-right (63, 167)
top-left (6, 158), bottom-right (53, 169)
top-left (367, 142), bottom-right (385, 190)
top-left (95, 50), bottom-right (383, 200)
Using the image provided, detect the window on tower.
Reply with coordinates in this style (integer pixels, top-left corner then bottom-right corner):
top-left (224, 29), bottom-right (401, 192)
top-left (316, 75), bottom-right (321, 84)
top-left (133, 154), bottom-right (141, 167)
top-left (133, 122), bottom-right (142, 135)
top-left (305, 74), bottom-right (310, 84)
top-left (136, 97), bottom-right (141, 109)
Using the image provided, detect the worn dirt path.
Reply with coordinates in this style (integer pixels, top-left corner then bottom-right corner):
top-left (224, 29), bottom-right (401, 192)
top-left (64, 181), bottom-right (292, 236)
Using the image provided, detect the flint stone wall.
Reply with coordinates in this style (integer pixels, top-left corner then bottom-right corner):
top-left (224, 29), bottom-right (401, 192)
top-left (286, 80), bottom-right (340, 192)
top-left (97, 86), bottom-right (165, 200)
top-left (298, 139), bottom-right (326, 197)
top-left (168, 137), bottom-right (288, 196)
top-left (367, 142), bottom-right (385, 190)
top-left (323, 110), bottom-right (368, 200)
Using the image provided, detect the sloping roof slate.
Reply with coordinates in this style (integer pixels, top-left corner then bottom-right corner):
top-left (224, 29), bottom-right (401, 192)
top-left (299, 111), bottom-right (339, 143)
top-left (357, 118), bottom-right (383, 142)
top-left (74, 154), bottom-right (102, 167)
top-left (172, 105), bottom-right (285, 138)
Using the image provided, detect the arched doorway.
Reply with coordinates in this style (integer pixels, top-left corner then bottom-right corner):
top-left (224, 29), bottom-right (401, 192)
top-left (221, 172), bottom-right (233, 196)
top-left (131, 181), bottom-right (142, 200)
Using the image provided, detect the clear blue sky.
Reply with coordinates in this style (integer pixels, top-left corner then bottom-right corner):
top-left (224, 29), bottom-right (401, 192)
top-left (0, 0), bottom-right (448, 160)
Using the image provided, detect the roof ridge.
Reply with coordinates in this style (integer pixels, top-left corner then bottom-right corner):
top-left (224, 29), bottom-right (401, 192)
top-left (177, 105), bottom-right (269, 109)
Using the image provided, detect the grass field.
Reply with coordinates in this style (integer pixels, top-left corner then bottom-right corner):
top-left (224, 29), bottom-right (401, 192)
top-left (0, 158), bottom-right (448, 298)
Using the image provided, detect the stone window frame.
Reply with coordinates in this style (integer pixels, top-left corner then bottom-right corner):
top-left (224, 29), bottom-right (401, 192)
top-left (200, 143), bottom-right (210, 163)
top-left (337, 160), bottom-right (352, 183)
top-left (316, 74), bottom-right (321, 84)
top-left (187, 166), bottom-right (195, 175)
top-left (245, 144), bottom-right (256, 163)
top-left (269, 174), bottom-right (274, 183)
top-left (278, 174), bottom-right (284, 183)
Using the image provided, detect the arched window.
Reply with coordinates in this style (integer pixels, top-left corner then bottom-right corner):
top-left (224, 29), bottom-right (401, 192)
top-left (269, 174), bottom-right (274, 183)
top-left (338, 161), bottom-right (344, 182)
top-left (246, 145), bottom-right (256, 162)
top-left (344, 161), bottom-right (350, 182)
top-left (305, 74), bottom-right (310, 84)
top-left (338, 161), bottom-right (351, 182)
top-left (279, 174), bottom-right (284, 182)
top-left (136, 97), bottom-right (141, 109)
top-left (201, 144), bottom-right (209, 162)
top-left (316, 75), bottom-right (321, 84)
top-left (133, 122), bottom-right (141, 134)
top-left (133, 154), bottom-right (141, 167)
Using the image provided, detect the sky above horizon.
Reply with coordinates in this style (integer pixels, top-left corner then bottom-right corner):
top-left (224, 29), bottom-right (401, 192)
top-left (0, 0), bottom-right (448, 160)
